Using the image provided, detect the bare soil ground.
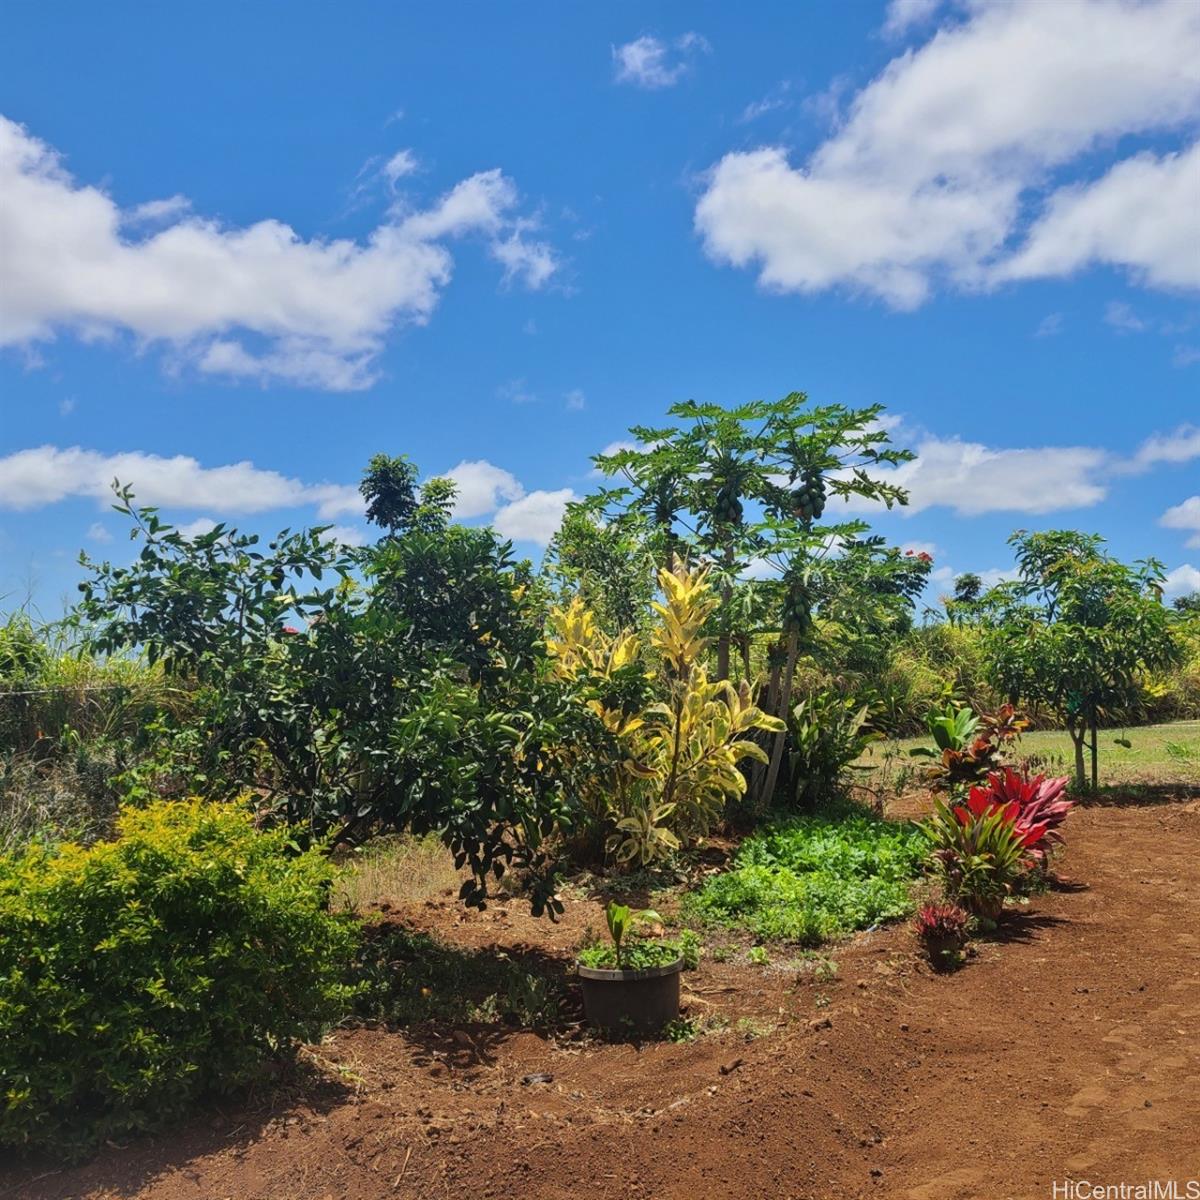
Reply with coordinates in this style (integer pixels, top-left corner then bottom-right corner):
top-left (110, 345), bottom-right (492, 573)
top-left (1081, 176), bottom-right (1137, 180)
top-left (4, 796), bottom-right (1198, 1200)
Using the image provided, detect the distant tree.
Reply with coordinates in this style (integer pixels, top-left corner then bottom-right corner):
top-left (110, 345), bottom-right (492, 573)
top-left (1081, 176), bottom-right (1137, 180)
top-left (542, 507), bottom-right (660, 638)
top-left (359, 453), bottom-right (421, 534)
top-left (943, 570), bottom-right (987, 626)
top-left (1173, 592), bottom-right (1200, 616)
top-left (983, 530), bottom-right (1179, 789)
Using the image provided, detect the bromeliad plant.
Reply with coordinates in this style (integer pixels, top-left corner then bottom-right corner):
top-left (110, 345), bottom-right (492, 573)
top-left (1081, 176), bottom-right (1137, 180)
top-left (548, 558), bottom-right (785, 866)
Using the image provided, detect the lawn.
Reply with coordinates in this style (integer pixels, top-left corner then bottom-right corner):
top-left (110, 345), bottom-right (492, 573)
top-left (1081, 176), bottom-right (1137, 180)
top-left (857, 718), bottom-right (1200, 788)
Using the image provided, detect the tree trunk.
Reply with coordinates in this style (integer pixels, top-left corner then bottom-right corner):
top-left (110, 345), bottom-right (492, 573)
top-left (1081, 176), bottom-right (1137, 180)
top-left (1089, 705), bottom-right (1099, 791)
top-left (760, 630), bottom-right (799, 808)
top-left (739, 636), bottom-right (752, 683)
top-left (716, 541), bottom-right (734, 682)
top-left (747, 648), bottom-right (783, 801)
top-left (1068, 722), bottom-right (1086, 791)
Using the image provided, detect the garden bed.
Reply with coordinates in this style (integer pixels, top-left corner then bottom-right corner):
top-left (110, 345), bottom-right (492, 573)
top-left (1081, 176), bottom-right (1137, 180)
top-left (3, 797), bottom-right (1199, 1200)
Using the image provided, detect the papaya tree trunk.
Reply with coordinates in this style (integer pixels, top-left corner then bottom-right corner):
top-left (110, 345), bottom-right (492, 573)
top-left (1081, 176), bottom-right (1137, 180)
top-left (716, 541), bottom-right (734, 682)
top-left (760, 630), bottom-right (798, 808)
top-left (748, 647), bottom-right (783, 801)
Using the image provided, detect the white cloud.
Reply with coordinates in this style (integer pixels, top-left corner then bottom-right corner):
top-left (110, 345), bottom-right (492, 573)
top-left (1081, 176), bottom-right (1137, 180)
top-left (438, 460), bottom-right (525, 519)
top-left (1034, 312), bottom-right (1063, 338)
top-left (1125, 425), bottom-right (1200, 472)
top-left (1000, 142), bottom-right (1200, 290)
top-left (325, 524), bottom-right (367, 547)
top-left (125, 195), bottom-right (192, 225)
top-left (883, 0), bottom-right (948, 37)
top-left (0, 117), bottom-right (557, 390)
top-left (86, 521), bottom-right (112, 543)
top-left (612, 33), bottom-right (709, 89)
top-left (1162, 496), bottom-right (1200, 548)
top-left (497, 377), bottom-right (537, 405)
top-left (844, 436), bottom-right (1109, 516)
top-left (1174, 345), bottom-right (1200, 367)
top-left (976, 567), bottom-right (1020, 590)
top-left (1104, 300), bottom-right (1148, 333)
top-left (492, 488), bottom-right (576, 544)
top-left (565, 388), bottom-right (586, 411)
top-left (1164, 564), bottom-right (1200, 598)
top-left (0, 445), bottom-right (361, 518)
top-left (382, 149), bottom-right (419, 186)
top-left (176, 517), bottom-right (218, 538)
top-left (695, 0), bottom-right (1200, 307)
top-left (900, 540), bottom-right (940, 557)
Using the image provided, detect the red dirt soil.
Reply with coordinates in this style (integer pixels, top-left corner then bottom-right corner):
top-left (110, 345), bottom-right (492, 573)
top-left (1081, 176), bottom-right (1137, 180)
top-left (3, 798), bottom-right (1198, 1200)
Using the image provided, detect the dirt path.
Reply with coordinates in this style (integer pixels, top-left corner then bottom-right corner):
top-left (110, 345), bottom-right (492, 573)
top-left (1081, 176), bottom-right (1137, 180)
top-left (4, 800), bottom-right (1198, 1200)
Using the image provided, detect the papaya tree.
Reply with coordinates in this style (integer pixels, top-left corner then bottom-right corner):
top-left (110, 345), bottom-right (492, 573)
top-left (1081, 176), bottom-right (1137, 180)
top-left (582, 392), bottom-right (913, 807)
top-left (983, 530), bottom-right (1179, 790)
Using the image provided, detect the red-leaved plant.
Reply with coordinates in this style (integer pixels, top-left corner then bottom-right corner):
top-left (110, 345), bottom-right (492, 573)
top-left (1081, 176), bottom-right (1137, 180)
top-left (914, 901), bottom-right (969, 943)
top-left (961, 768), bottom-right (1074, 863)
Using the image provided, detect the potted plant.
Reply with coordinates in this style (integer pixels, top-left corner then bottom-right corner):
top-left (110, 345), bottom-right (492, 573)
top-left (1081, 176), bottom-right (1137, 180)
top-left (914, 901), bottom-right (969, 970)
top-left (577, 902), bottom-right (684, 1036)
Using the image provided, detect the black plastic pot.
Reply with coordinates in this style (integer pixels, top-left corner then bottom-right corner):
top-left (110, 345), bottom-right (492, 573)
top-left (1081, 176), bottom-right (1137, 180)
top-left (577, 958), bottom-right (683, 1037)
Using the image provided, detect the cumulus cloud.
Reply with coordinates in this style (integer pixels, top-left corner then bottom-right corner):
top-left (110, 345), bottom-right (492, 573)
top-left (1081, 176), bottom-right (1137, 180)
top-left (695, 0), bottom-right (1200, 307)
top-left (0, 116), bottom-right (557, 390)
top-left (1164, 563), bottom-right (1200, 598)
top-left (438, 460), bottom-right (525, 519)
top-left (612, 33), bottom-right (709, 89)
top-left (0, 445), bottom-right (361, 518)
top-left (493, 488), bottom-right (576, 544)
top-left (1162, 496), bottom-right (1200, 548)
top-left (842, 436), bottom-right (1109, 516)
top-left (997, 142), bottom-right (1200, 290)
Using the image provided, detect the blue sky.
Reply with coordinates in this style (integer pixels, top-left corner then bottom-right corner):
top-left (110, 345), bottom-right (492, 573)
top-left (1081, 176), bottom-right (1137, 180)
top-left (1, 0), bottom-right (1198, 613)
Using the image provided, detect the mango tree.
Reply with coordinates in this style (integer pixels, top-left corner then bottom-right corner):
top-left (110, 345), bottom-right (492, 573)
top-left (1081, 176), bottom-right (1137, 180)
top-left (983, 530), bottom-right (1179, 790)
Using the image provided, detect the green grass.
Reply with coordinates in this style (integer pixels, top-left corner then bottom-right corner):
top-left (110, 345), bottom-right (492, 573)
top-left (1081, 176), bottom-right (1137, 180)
top-left (684, 800), bottom-right (925, 945)
top-left (858, 719), bottom-right (1200, 787)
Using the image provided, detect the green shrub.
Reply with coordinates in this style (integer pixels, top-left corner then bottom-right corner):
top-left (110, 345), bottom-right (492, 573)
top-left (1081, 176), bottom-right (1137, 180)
top-left (686, 802), bottom-right (924, 944)
top-left (0, 799), bottom-right (358, 1159)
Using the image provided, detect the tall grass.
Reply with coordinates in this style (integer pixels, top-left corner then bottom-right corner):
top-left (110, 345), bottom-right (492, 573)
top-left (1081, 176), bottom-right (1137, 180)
top-left (0, 612), bottom-right (191, 851)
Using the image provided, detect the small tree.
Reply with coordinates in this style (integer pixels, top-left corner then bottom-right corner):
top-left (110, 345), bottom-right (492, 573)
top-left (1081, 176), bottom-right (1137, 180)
top-left (984, 531), bottom-right (1179, 789)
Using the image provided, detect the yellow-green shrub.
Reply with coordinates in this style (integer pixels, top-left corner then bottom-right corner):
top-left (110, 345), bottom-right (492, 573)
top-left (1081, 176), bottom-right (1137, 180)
top-left (0, 800), bottom-right (357, 1158)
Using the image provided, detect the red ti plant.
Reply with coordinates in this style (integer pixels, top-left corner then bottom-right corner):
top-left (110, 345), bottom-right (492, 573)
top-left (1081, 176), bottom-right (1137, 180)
top-left (963, 768), bottom-right (1074, 863)
top-left (955, 787), bottom-right (1050, 854)
top-left (914, 901), bottom-right (970, 969)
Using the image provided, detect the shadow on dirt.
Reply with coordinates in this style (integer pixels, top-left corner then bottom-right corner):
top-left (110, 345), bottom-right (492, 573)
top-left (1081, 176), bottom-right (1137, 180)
top-left (0, 1058), bottom-right (352, 1200)
top-left (985, 910), bottom-right (1069, 946)
top-left (1076, 783), bottom-right (1200, 808)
